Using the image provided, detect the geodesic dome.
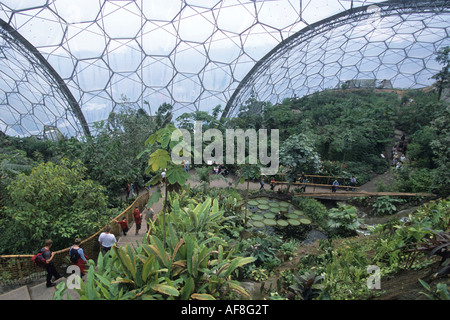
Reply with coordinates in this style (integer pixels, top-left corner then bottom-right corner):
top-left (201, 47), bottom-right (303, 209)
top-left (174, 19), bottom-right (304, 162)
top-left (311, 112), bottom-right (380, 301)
top-left (0, 0), bottom-right (449, 138)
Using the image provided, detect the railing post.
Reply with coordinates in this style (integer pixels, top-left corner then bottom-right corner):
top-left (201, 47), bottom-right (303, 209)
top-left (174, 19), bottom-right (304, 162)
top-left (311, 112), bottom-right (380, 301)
top-left (16, 257), bottom-right (24, 285)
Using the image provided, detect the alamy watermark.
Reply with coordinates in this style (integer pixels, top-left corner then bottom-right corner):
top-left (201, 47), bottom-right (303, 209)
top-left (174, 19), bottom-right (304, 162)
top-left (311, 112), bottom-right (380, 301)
top-left (170, 121), bottom-right (279, 175)
top-left (66, 265), bottom-right (82, 290)
top-left (366, 265), bottom-right (381, 290)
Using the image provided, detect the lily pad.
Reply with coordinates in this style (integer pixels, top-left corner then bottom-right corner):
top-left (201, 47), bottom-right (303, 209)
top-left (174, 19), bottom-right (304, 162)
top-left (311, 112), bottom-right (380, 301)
top-left (257, 204), bottom-right (270, 210)
top-left (270, 207), bottom-right (280, 213)
top-left (250, 214), bottom-right (264, 221)
top-left (257, 199), bottom-right (269, 204)
top-left (287, 213), bottom-right (299, 219)
top-left (293, 210), bottom-right (303, 215)
top-left (279, 202), bottom-right (290, 207)
top-left (263, 218), bottom-right (277, 226)
top-left (288, 219), bottom-right (301, 226)
top-left (300, 218), bottom-right (312, 225)
top-left (264, 213), bottom-right (276, 219)
top-left (251, 220), bottom-right (265, 228)
top-left (268, 202), bottom-right (279, 207)
top-left (248, 200), bottom-right (259, 206)
top-left (276, 220), bottom-right (289, 227)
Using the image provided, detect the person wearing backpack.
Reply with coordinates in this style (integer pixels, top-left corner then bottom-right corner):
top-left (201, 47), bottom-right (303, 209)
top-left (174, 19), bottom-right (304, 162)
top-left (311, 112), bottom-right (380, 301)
top-left (38, 239), bottom-right (62, 288)
top-left (69, 238), bottom-right (88, 277)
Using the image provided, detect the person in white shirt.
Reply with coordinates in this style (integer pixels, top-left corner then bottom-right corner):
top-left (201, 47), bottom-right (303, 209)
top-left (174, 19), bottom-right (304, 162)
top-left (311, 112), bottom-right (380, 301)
top-left (160, 169), bottom-right (166, 187)
top-left (98, 225), bottom-right (116, 255)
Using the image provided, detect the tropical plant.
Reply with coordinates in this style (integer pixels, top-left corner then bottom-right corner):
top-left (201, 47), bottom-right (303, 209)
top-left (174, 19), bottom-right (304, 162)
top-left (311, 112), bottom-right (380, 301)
top-left (139, 124), bottom-right (190, 247)
top-left (235, 161), bottom-right (261, 229)
top-left (159, 194), bottom-right (226, 241)
top-left (407, 229), bottom-right (450, 277)
top-left (279, 239), bottom-right (298, 261)
top-left (372, 196), bottom-right (405, 216)
top-left (327, 204), bottom-right (363, 237)
top-left (419, 280), bottom-right (450, 300)
top-left (279, 133), bottom-right (321, 192)
top-left (241, 236), bottom-right (281, 268)
top-left (288, 272), bottom-right (324, 300)
top-left (431, 46), bottom-right (449, 102)
top-left (82, 100), bottom-right (164, 196)
top-left (1, 158), bottom-right (108, 253)
top-left (55, 211), bottom-right (254, 300)
top-left (192, 166), bottom-right (227, 194)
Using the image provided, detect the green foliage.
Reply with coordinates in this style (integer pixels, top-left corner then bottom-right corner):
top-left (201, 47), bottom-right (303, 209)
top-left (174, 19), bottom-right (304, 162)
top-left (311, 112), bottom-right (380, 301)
top-left (288, 272), bottom-right (324, 300)
top-left (176, 105), bottom-right (226, 132)
top-left (0, 158), bottom-right (108, 253)
top-left (371, 199), bottom-right (450, 274)
top-left (371, 196), bottom-right (405, 216)
top-left (160, 195), bottom-right (226, 241)
top-left (240, 236), bottom-right (282, 272)
top-left (327, 204), bottom-right (363, 237)
top-left (0, 140), bottom-right (35, 205)
top-left (419, 280), bottom-right (450, 300)
top-left (291, 197), bottom-right (328, 230)
top-left (82, 102), bottom-right (165, 196)
top-left (296, 239), bottom-right (376, 300)
top-left (393, 167), bottom-right (435, 194)
top-left (279, 133), bottom-right (321, 191)
top-left (407, 126), bottom-right (436, 168)
top-left (429, 105), bottom-right (450, 196)
top-left (279, 239), bottom-right (299, 261)
top-left (291, 198), bottom-right (448, 300)
top-left (54, 194), bottom-right (254, 300)
top-left (431, 46), bottom-right (450, 101)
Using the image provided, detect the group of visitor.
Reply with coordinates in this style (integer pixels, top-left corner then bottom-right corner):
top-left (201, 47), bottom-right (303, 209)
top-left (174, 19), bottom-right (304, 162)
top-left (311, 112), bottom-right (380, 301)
top-left (213, 163), bottom-right (229, 175)
top-left (392, 133), bottom-right (408, 169)
top-left (33, 238), bottom-right (88, 288)
top-left (36, 204), bottom-right (155, 289)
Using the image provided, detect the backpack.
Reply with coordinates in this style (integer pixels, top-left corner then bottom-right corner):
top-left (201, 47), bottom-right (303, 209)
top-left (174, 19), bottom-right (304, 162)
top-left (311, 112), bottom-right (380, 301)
top-left (32, 248), bottom-right (49, 267)
top-left (69, 248), bottom-right (80, 263)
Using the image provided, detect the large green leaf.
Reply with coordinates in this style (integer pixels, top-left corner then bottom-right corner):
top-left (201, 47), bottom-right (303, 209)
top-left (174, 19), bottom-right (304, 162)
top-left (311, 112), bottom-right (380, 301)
top-left (166, 165), bottom-right (189, 186)
top-left (148, 149), bottom-right (171, 172)
top-left (150, 283), bottom-right (179, 297)
top-left (221, 256), bottom-right (255, 278)
top-left (181, 276), bottom-right (195, 300)
top-left (147, 188), bottom-right (162, 207)
top-left (191, 293), bottom-right (216, 300)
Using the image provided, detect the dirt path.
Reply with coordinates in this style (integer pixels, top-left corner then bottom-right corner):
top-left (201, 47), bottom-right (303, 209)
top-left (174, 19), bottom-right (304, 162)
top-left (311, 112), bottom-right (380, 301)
top-left (358, 170), bottom-right (395, 192)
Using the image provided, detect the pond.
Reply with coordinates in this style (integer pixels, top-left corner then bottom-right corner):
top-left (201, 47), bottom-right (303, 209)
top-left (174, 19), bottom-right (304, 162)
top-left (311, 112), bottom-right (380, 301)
top-left (245, 197), bottom-right (327, 244)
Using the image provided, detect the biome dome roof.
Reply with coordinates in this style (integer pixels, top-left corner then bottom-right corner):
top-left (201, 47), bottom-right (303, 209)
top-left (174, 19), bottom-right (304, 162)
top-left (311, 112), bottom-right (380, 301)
top-left (0, 0), bottom-right (449, 137)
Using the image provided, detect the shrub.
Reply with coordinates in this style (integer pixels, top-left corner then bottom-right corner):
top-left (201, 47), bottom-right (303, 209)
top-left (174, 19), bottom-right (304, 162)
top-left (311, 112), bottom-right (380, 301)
top-left (0, 158), bottom-right (108, 253)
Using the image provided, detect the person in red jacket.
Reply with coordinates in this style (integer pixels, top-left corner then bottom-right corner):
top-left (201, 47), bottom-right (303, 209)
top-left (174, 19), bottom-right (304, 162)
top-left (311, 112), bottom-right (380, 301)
top-left (133, 206), bottom-right (142, 235)
top-left (115, 216), bottom-right (129, 236)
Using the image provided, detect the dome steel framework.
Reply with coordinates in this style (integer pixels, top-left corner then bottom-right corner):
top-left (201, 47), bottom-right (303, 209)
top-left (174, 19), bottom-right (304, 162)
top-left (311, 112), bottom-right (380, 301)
top-left (223, 0), bottom-right (450, 117)
top-left (0, 0), bottom-right (449, 138)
